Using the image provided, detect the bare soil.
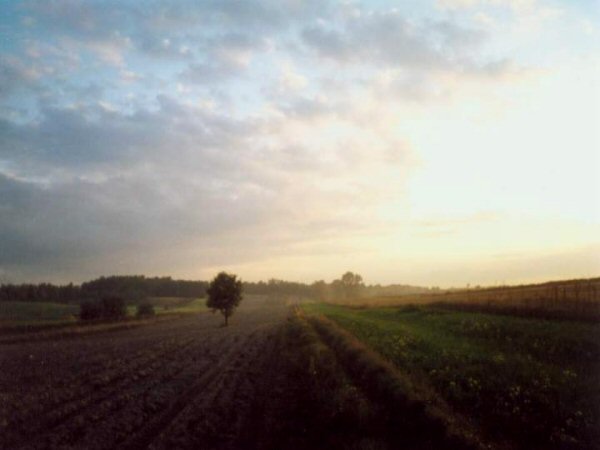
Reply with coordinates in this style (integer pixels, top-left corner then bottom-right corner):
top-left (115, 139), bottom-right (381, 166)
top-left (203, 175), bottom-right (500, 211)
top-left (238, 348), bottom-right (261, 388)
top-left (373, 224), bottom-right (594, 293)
top-left (0, 296), bottom-right (288, 450)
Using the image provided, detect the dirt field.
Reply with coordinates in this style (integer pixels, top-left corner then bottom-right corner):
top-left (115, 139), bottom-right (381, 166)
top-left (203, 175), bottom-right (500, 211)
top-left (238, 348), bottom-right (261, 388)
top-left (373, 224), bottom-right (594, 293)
top-left (0, 296), bottom-right (288, 450)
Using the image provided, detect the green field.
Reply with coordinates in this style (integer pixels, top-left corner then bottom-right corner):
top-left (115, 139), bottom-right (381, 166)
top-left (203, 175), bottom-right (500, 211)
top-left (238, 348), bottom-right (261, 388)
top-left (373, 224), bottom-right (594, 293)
top-left (156, 298), bottom-right (207, 314)
top-left (126, 298), bottom-right (206, 316)
top-left (1, 297), bottom-right (207, 330)
top-left (0, 301), bottom-right (79, 326)
top-left (303, 303), bottom-right (600, 449)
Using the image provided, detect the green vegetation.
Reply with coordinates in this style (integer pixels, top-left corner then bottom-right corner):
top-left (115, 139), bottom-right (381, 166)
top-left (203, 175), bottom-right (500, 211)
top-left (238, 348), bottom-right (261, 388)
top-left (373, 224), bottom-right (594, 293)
top-left (163, 298), bottom-right (206, 314)
top-left (0, 301), bottom-right (78, 326)
top-left (303, 303), bottom-right (600, 450)
top-left (130, 297), bottom-right (206, 315)
top-left (206, 272), bottom-right (243, 326)
top-left (0, 297), bottom-right (206, 333)
top-left (271, 310), bottom-right (486, 449)
top-left (136, 302), bottom-right (155, 317)
top-left (274, 314), bottom-right (381, 449)
top-left (80, 296), bottom-right (127, 321)
top-left (0, 276), bottom-right (207, 304)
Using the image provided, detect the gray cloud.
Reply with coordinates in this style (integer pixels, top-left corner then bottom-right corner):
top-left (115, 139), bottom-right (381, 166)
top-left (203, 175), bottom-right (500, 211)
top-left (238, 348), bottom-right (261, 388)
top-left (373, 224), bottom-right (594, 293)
top-left (21, 0), bottom-right (321, 58)
top-left (0, 94), bottom-right (256, 176)
top-left (1, 106), bottom-right (417, 281)
top-left (0, 55), bottom-right (40, 96)
top-left (301, 10), bottom-right (493, 72)
top-left (0, 85), bottom-right (413, 281)
top-left (0, 167), bottom-right (276, 280)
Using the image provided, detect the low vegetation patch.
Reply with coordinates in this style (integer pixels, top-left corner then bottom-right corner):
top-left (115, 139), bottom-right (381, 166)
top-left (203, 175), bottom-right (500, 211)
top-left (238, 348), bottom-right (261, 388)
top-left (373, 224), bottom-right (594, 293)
top-left (0, 301), bottom-right (78, 327)
top-left (303, 303), bottom-right (600, 450)
top-left (136, 302), bottom-right (155, 317)
top-left (80, 296), bottom-right (127, 321)
top-left (159, 298), bottom-right (207, 314)
top-left (0, 297), bottom-right (208, 337)
top-left (272, 310), bottom-right (488, 449)
top-left (272, 313), bottom-right (393, 449)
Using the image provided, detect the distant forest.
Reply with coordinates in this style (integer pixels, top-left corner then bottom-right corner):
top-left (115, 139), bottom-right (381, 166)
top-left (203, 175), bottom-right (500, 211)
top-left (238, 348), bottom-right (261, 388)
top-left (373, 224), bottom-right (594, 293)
top-left (0, 276), bottom-right (207, 304)
top-left (0, 274), bottom-right (433, 304)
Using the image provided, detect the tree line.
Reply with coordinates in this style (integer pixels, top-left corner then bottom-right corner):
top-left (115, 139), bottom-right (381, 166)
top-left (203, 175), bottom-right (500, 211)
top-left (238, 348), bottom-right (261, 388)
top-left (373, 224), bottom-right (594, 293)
top-left (0, 272), bottom-right (435, 304)
top-left (0, 283), bottom-right (80, 304)
top-left (0, 276), bottom-right (208, 304)
top-left (81, 276), bottom-right (208, 301)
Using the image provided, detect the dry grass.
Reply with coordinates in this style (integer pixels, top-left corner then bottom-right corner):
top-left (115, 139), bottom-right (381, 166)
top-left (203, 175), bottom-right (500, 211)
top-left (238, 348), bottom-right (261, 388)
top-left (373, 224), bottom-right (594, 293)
top-left (343, 277), bottom-right (600, 321)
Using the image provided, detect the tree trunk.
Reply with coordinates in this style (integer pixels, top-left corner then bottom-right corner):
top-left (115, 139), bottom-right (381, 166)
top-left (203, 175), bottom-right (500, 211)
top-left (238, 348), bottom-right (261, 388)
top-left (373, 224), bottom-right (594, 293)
top-left (224, 313), bottom-right (229, 326)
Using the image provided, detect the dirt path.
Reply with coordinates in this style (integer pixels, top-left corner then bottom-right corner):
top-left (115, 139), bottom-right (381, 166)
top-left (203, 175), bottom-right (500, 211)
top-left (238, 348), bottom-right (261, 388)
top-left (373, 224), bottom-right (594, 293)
top-left (0, 296), bottom-right (288, 450)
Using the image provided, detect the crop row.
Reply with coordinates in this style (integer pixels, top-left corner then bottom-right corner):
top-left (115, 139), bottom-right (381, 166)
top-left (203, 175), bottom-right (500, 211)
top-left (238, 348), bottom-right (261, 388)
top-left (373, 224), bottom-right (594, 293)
top-left (1, 333), bottom-right (202, 447)
top-left (305, 303), bottom-right (600, 450)
top-left (0, 316), bottom-right (246, 449)
top-left (147, 328), bottom-right (277, 449)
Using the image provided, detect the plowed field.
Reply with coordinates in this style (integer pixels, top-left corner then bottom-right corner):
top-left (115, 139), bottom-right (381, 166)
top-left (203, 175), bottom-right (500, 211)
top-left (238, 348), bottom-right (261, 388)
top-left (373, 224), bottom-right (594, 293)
top-left (0, 296), bottom-right (287, 450)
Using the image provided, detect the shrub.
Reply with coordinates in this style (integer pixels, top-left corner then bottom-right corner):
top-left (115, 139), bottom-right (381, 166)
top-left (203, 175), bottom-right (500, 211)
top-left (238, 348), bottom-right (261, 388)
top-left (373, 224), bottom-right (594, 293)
top-left (101, 296), bottom-right (127, 320)
top-left (80, 300), bottom-right (104, 321)
top-left (79, 296), bottom-right (127, 321)
top-left (136, 302), bottom-right (155, 317)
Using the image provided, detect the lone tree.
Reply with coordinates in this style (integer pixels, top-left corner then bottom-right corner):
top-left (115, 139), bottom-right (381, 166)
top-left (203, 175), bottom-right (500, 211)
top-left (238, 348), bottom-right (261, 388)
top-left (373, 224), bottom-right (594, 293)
top-left (340, 271), bottom-right (364, 299)
top-left (206, 272), bottom-right (243, 326)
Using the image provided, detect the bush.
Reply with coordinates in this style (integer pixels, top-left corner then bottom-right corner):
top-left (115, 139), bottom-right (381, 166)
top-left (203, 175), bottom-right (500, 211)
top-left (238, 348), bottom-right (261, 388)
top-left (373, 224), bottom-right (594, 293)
top-left (136, 302), bottom-right (155, 317)
top-left (101, 296), bottom-right (127, 320)
top-left (80, 300), bottom-right (104, 321)
top-left (80, 296), bottom-right (127, 321)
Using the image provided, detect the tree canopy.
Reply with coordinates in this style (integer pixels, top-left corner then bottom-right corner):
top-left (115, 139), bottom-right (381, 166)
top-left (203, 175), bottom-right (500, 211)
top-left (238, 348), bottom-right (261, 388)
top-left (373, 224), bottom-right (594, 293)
top-left (206, 272), bottom-right (243, 326)
top-left (340, 271), bottom-right (364, 299)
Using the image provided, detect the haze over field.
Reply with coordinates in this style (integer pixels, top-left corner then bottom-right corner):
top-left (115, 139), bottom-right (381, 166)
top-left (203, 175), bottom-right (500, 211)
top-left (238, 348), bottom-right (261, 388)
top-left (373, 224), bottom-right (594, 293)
top-left (0, 0), bottom-right (599, 286)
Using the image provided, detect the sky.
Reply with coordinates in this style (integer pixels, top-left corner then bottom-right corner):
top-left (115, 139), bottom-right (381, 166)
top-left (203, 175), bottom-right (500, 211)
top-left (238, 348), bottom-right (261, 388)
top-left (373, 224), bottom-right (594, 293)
top-left (0, 0), bottom-right (599, 287)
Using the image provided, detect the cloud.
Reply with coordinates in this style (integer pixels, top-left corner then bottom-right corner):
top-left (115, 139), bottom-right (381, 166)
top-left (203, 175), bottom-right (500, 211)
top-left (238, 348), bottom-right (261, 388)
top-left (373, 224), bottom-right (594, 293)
top-left (301, 9), bottom-right (491, 72)
top-left (0, 85), bottom-right (415, 281)
top-left (0, 55), bottom-right (44, 96)
top-left (437, 0), bottom-right (536, 12)
top-left (0, 172), bottom-right (118, 269)
top-left (0, 94), bottom-right (260, 176)
top-left (0, 167), bottom-right (283, 280)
